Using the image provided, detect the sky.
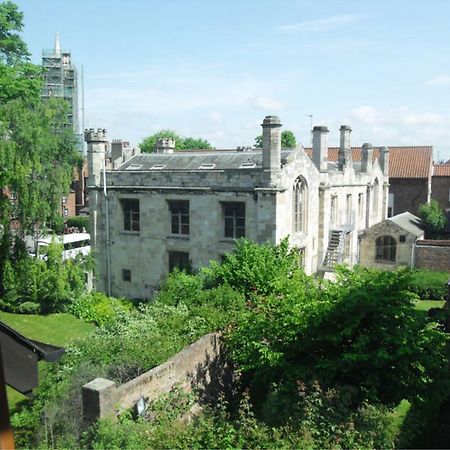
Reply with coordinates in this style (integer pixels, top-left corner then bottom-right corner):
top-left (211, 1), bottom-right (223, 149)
top-left (13, 0), bottom-right (450, 161)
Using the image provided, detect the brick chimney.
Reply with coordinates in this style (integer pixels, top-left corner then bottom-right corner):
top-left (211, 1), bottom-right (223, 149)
top-left (312, 126), bottom-right (329, 172)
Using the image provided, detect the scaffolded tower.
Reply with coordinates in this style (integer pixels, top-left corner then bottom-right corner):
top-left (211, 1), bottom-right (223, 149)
top-left (41, 33), bottom-right (79, 134)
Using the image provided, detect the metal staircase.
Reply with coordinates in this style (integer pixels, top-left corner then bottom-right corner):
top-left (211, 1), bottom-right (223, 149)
top-left (323, 229), bottom-right (346, 268)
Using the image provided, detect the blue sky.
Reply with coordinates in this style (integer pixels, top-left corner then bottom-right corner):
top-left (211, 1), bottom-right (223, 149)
top-left (14, 0), bottom-right (450, 161)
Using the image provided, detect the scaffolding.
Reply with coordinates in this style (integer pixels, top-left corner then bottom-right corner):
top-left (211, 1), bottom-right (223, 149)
top-left (41, 35), bottom-right (79, 135)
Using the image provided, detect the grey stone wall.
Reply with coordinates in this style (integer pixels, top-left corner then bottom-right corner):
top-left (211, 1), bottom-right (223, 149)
top-left (82, 332), bottom-right (223, 422)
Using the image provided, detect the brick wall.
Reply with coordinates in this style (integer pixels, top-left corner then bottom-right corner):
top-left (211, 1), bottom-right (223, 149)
top-left (389, 178), bottom-right (429, 216)
top-left (415, 240), bottom-right (450, 271)
top-left (432, 176), bottom-right (450, 211)
top-left (82, 332), bottom-right (225, 422)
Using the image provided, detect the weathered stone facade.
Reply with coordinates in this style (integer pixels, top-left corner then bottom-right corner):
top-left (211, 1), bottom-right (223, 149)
top-left (87, 117), bottom-right (388, 299)
top-left (359, 212), bottom-right (424, 269)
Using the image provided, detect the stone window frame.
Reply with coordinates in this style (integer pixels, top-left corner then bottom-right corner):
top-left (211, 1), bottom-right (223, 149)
top-left (372, 178), bottom-right (379, 215)
top-left (222, 202), bottom-right (246, 239)
top-left (168, 250), bottom-right (190, 273)
top-left (375, 235), bottom-right (396, 262)
top-left (330, 195), bottom-right (338, 227)
top-left (168, 200), bottom-right (190, 236)
top-left (293, 176), bottom-right (308, 234)
top-left (122, 269), bottom-right (131, 282)
top-left (121, 198), bottom-right (140, 232)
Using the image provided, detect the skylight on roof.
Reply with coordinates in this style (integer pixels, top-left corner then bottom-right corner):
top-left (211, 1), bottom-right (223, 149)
top-left (198, 163), bottom-right (216, 169)
top-left (150, 164), bottom-right (166, 170)
top-left (239, 162), bottom-right (256, 169)
top-left (126, 164), bottom-right (143, 170)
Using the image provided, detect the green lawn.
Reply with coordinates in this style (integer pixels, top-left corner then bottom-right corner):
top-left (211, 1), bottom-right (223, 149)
top-left (0, 312), bottom-right (95, 411)
top-left (414, 300), bottom-right (446, 312)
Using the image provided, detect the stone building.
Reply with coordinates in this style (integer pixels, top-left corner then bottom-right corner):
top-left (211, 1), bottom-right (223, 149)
top-left (87, 116), bottom-right (388, 299)
top-left (359, 212), bottom-right (424, 269)
top-left (305, 145), bottom-right (433, 217)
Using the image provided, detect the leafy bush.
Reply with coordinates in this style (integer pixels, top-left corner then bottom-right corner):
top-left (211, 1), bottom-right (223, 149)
top-left (70, 292), bottom-right (134, 326)
top-left (226, 266), bottom-right (449, 407)
top-left (406, 268), bottom-right (449, 300)
top-left (65, 216), bottom-right (89, 232)
top-left (418, 200), bottom-right (447, 239)
top-left (82, 383), bottom-right (398, 449)
top-left (13, 276), bottom-right (246, 448)
top-left (0, 242), bottom-right (88, 313)
top-left (204, 238), bottom-right (302, 297)
top-left (16, 301), bottom-right (41, 314)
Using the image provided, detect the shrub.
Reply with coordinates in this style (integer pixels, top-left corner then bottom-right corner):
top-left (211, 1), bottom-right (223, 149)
top-left (0, 242), bottom-right (89, 313)
top-left (70, 292), bottom-right (134, 326)
top-left (17, 301), bottom-right (41, 314)
top-left (406, 268), bottom-right (449, 300)
top-left (418, 200), bottom-right (447, 239)
top-left (65, 216), bottom-right (89, 232)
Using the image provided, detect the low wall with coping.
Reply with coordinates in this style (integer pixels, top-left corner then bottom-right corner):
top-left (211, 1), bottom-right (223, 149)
top-left (415, 240), bottom-right (450, 272)
top-left (82, 332), bottom-right (223, 422)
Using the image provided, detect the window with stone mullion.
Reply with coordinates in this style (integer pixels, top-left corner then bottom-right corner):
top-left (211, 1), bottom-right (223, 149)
top-left (170, 201), bottom-right (189, 235)
top-left (224, 203), bottom-right (245, 238)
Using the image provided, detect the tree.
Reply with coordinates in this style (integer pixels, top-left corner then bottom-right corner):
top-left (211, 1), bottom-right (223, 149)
top-left (0, 2), bottom-right (81, 277)
top-left (224, 254), bottom-right (449, 407)
top-left (0, 1), bottom-right (29, 64)
top-left (139, 130), bottom-right (212, 153)
top-left (254, 130), bottom-right (297, 149)
top-left (418, 200), bottom-right (447, 239)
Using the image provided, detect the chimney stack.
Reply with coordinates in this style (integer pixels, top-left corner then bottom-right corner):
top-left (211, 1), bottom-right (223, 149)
top-left (261, 115), bottom-right (282, 173)
top-left (155, 138), bottom-right (175, 154)
top-left (379, 146), bottom-right (390, 176)
top-left (361, 142), bottom-right (373, 174)
top-left (312, 126), bottom-right (329, 172)
top-left (338, 125), bottom-right (352, 170)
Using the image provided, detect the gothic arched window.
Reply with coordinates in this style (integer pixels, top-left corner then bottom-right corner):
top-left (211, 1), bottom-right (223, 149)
top-left (293, 177), bottom-right (307, 233)
top-left (375, 235), bottom-right (396, 261)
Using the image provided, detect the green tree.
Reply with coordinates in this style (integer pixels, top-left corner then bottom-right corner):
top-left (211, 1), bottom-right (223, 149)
top-left (0, 0), bottom-right (29, 64)
top-left (254, 130), bottom-right (297, 148)
top-left (418, 200), bottom-right (447, 239)
top-left (181, 137), bottom-right (212, 150)
top-left (0, 2), bottom-right (81, 293)
top-left (225, 261), bottom-right (449, 408)
top-left (139, 130), bottom-right (212, 153)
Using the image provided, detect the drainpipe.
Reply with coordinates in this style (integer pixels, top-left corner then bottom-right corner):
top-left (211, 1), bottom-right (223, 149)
top-left (103, 161), bottom-right (112, 297)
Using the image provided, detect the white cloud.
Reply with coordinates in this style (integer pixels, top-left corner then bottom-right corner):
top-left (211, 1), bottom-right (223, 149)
top-left (426, 74), bottom-right (450, 86)
top-left (278, 14), bottom-right (365, 33)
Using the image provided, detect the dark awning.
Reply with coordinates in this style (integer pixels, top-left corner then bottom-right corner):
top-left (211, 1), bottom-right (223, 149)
top-left (0, 322), bottom-right (64, 395)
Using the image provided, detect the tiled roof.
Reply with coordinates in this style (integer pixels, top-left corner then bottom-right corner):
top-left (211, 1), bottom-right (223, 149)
top-left (305, 146), bottom-right (432, 178)
top-left (433, 164), bottom-right (450, 176)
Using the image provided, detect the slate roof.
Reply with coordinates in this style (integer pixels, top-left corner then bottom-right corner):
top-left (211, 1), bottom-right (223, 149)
top-left (117, 146), bottom-right (432, 179)
top-left (387, 212), bottom-right (423, 237)
top-left (118, 150), bottom-right (292, 171)
top-left (304, 146), bottom-right (432, 178)
top-left (433, 164), bottom-right (450, 176)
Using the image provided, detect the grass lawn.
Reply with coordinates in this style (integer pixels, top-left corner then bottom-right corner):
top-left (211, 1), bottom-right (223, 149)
top-left (414, 300), bottom-right (446, 312)
top-left (0, 311), bottom-right (95, 411)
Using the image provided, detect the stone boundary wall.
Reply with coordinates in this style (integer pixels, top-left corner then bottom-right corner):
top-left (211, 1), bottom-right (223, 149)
top-left (82, 332), bottom-right (222, 422)
top-left (415, 240), bottom-right (450, 272)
